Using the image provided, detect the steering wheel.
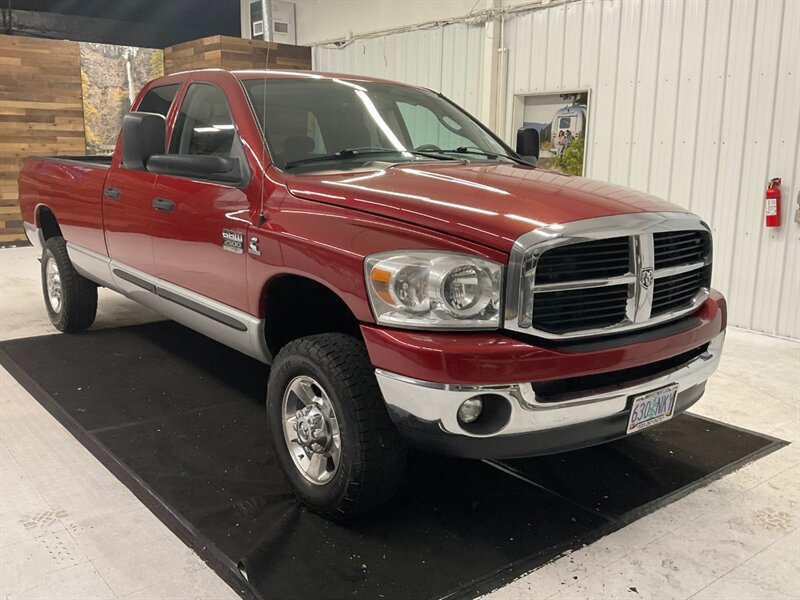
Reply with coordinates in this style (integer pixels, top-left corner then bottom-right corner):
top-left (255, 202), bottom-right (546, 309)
top-left (414, 144), bottom-right (442, 152)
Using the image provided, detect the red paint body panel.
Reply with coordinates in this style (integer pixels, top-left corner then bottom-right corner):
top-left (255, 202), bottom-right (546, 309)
top-left (252, 180), bottom-right (509, 321)
top-left (285, 165), bottom-right (687, 252)
top-left (18, 158), bottom-right (109, 256)
top-left (361, 292), bottom-right (726, 385)
top-left (103, 167), bottom-right (158, 273)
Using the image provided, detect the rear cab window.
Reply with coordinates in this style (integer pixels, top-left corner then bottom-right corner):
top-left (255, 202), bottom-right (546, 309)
top-left (137, 84), bottom-right (181, 117)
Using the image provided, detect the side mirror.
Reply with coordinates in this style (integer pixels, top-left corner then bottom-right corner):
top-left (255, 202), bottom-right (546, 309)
top-left (122, 112), bottom-right (166, 170)
top-left (516, 128), bottom-right (540, 164)
top-left (146, 154), bottom-right (243, 185)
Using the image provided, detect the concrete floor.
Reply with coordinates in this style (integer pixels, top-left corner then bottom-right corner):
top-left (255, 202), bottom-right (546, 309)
top-left (1, 245), bottom-right (798, 600)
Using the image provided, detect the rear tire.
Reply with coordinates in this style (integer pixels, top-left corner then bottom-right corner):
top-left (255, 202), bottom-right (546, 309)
top-left (267, 333), bottom-right (407, 520)
top-left (41, 237), bottom-right (97, 332)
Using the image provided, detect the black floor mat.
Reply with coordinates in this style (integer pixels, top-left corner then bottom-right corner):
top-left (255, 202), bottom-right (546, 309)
top-left (0, 322), bottom-right (785, 600)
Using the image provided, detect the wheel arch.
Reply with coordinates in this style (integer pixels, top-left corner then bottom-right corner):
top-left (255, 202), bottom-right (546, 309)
top-left (36, 204), bottom-right (62, 241)
top-left (261, 273), bottom-right (363, 358)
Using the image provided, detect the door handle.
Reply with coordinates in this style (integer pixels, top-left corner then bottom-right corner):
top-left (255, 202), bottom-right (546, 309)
top-left (104, 187), bottom-right (121, 200)
top-left (152, 197), bottom-right (175, 212)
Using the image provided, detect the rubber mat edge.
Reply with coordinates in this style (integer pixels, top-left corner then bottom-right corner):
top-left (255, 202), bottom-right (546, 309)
top-left (0, 347), bottom-right (261, 600)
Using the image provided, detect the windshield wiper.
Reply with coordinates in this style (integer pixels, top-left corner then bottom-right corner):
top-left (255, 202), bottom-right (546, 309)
top-left (283, 147), bottom-right (456, 170)
top-left (435, 146), bottom-right (530, 165)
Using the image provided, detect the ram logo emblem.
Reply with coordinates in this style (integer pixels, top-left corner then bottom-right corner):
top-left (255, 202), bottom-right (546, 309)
top-left (640, 267), bottom-right (654, 289)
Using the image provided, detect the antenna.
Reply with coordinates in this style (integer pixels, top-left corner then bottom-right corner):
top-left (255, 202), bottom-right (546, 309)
top-left (257, 39), bottom-right (271, 227)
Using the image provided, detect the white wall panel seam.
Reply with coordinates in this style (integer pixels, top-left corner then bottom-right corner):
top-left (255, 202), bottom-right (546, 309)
top-left (680, 0), bottom-right (706, 215)
top-left (622, 1), bottom-right (644, 187)
top-left (721, 2), bottom-right (759, 313)
top-left (643, 0), bottom-right (666, 193)
top-left (583, 1), bottom-right (604, 177)
top-left (667, 3), bottom-right (686, 200)
top-left (746, 0), bottom-right (786, 329)
top-left (575, 1), bottom-right (586, 87)
top-left (706, 3), bottom-right (734, 237)
top-left (776, 114), bottom-right (800, 334)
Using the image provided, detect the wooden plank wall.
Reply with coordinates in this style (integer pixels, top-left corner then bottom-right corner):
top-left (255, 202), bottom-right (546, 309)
top-left (0, 33), bottom-right (310, 244)
top-left (0, 34), bottom-right (86, 244)
top-left (164, 35), bottom-right (311, 74)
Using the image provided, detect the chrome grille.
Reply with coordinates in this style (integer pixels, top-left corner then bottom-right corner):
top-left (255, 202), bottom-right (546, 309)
top-left (653, 231), bottom-right (711, 269)
top-left (533, 284), bottom-right (629, 333)
top-left (505, 213), bottom-right (713, 339)
top-left (534, 237), bottom-right (631, 284)
top-left (652, 265), bottom-right (712, 316)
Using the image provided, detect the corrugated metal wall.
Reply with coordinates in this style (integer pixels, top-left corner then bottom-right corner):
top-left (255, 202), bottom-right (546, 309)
top-left (313, 0), bottom-right (800, 339)
top-left (504, 0), bottom-right (799, 339)
top-left (314, 22), bottom-right (485, 118)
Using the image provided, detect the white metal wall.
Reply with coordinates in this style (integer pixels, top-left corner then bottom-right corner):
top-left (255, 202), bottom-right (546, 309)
top-left (312, 0), bottom-right (800, 339)
top-left (504, 0), bottom-right (799, 339)
top-left (313, 22), bottom-right (485, 119)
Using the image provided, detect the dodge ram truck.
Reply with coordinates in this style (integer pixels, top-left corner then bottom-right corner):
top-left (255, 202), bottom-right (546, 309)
top-left (18, 69), bottom-right (726, 519)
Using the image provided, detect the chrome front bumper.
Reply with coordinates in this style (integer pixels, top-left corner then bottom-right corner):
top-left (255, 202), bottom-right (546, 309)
top-left (376, 332), bottom-right (724, 447)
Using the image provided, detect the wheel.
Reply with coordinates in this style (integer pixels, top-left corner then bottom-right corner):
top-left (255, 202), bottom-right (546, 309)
top-left (267, 333), bottom-right (407, 520)
top-left (41, 237), bottom-right (97, 332)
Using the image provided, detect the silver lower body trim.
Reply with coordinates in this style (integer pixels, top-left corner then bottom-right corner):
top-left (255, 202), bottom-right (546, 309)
top-left (375, 331), bottom-right (724, 439)
top-left (66, 242), bottom-right (270, 363)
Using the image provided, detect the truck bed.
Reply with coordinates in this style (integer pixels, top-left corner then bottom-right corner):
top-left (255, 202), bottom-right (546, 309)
top-left (18, 155), bottom-right (112, 255)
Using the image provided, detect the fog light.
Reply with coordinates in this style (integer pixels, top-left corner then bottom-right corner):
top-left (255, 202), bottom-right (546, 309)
top-left (458, 397), bottom-right (483, 424)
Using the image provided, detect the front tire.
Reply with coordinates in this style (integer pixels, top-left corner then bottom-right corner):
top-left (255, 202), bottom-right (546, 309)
top-left (41, 237), bottom-right (97, 332)
top-left (267, 333), bottom-right (407, 520)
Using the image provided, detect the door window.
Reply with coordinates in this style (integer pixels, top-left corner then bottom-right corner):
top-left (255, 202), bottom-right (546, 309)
top-left (137, 84), bottom-right (180, 117)
top-left (170, 83), bottom-right (236, 156)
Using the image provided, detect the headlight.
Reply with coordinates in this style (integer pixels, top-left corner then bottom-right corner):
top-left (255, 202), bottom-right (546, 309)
top-left (365, 251), bottom-right (503, 328)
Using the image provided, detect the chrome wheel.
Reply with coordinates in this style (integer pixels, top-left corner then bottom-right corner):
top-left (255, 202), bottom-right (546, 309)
top-left (45, 257), bottom-right (62, 313)
top-left (281, 375), bottom-right (341, 485)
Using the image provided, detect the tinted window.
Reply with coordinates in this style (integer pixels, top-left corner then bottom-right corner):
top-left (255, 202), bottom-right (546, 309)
top-left (243, 78), bottom-right (512, 170)
top-left (170, 83), bottom-right (235, 156)
top-left (137, 84), bottom-right (180, 117)
top-left (397, 101), bottom-right (472, 149)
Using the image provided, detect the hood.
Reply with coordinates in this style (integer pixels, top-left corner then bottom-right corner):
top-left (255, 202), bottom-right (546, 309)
top-left (284, 162), bottom-right (688, 252)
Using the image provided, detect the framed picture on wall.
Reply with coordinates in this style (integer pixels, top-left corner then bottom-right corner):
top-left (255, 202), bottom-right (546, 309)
top-left (512, 90), bottom-right (590, 176)
top-left (79, 43), bottom-right (164, 156)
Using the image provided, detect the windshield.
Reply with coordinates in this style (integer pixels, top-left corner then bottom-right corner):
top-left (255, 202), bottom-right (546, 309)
top-left (242, 77), bottom-right (515, 171)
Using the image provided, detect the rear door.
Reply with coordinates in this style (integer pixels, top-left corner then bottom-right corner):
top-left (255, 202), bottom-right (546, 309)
top-left (103, 83), bottom-right (181, 274)
top-left (149, 80), bottom-right (252, 312)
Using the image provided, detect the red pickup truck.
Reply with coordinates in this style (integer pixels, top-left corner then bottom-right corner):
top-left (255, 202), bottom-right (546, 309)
top-left (18, 69), bottom-right (726, 519)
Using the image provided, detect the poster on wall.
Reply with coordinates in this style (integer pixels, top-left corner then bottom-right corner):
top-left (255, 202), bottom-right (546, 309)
top-left (79, 43), bottom-right (164, 155)
top-left (518, 90), bottom-right (589, 175)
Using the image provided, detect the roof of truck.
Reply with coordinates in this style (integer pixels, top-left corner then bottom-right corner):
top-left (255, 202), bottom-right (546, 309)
top-left (233, 69), bottom-right (426, 88)
top-left (163, 67), bottom-right (427, 90)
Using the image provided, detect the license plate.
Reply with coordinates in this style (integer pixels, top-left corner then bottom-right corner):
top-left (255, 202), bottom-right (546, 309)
top-left (626, 384), bottom-right (678, 434)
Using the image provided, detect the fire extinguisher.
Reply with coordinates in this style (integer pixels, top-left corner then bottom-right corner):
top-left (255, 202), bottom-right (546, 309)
top-left (766, 177), bottom-right (781, 227)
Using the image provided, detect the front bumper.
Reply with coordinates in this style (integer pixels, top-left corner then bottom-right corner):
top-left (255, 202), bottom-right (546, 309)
top-left (373, 327), bottom-right (725, 459)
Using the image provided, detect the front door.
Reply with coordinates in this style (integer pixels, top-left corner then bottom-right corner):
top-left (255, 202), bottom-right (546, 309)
top-left (150, 81), bottom-right (251, 312)
top-left (104, 83), bottom-right (182, 274)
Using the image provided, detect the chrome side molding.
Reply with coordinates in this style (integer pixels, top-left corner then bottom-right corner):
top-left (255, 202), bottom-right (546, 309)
top-left (66, 242), bottom-right (271, 364)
